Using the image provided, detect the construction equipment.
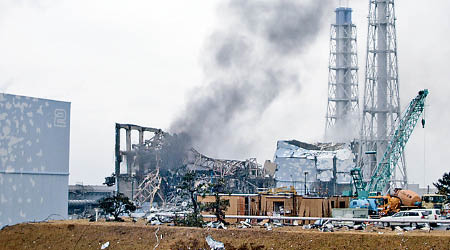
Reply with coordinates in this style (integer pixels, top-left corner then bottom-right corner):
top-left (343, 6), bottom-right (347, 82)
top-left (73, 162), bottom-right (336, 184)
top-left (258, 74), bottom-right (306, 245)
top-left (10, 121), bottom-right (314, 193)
top-left (349, 198), bottom-right (378, 215)
top-left (422, 194), bottom-right (446, 210)
top-left (370, 189), bottom-right (422, 216)
top-left (369, 195), bottom-right (400, 216)
top-left (349, 90), bottom-right (428, 216)
top-left (351, 89), bottom-right (429, 196)
top-left (395, 189), bottom-right (422, 207)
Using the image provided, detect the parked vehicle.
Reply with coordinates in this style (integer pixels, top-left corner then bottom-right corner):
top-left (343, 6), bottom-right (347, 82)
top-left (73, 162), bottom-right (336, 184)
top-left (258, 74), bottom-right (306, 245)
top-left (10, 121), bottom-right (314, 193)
top-left (410, 209), bottom-right (441, 227)
top-left (395, 189), bottom-right (422, 207)
top-left (444, 203), bottom-right (450, 218)
top-left (370, 195), bottom-right (401, 216)
top-left (368, 189), bottom-right (421, 217)
top-left (349, 198), bottom-right (378, 215)
top-left (380, 210), bottom-right (428, 228)
top-left (422, 194), bottom-right (446, 210)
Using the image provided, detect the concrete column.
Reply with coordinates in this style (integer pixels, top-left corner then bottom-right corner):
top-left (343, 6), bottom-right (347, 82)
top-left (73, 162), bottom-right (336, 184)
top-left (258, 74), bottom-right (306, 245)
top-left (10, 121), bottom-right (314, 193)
top-left (115, 124), bottom-right (121, 193)
top-left (126, 128), bottom-right (132, 175)
top-left (139, 130), bottom-right (144, 145)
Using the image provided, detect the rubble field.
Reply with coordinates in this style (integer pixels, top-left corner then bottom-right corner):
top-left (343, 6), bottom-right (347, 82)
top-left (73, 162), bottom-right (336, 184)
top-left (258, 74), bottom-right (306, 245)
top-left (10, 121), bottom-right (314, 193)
top-left (0, 220), bottom-right (449, 250)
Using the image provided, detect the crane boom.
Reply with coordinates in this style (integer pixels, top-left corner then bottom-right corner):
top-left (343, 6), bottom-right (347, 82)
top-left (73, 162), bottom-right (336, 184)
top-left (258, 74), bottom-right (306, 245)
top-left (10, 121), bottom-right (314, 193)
top-left (351, 89), bottom-right (429, 196)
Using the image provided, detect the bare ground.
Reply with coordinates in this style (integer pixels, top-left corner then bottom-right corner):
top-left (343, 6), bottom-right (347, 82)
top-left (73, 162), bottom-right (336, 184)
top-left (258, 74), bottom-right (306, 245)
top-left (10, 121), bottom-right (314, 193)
top-left (0, 220), bottom-right (449, 250)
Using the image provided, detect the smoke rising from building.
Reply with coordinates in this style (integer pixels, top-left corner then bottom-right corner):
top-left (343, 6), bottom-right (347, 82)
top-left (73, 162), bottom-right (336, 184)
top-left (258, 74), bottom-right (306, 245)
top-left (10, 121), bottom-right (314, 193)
top-left (170, 0), bottom-right (333, 159)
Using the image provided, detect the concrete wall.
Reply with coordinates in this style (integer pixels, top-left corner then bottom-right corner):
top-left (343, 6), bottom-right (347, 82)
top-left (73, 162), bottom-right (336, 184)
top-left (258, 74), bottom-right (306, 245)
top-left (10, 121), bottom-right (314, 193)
top-left (68, 185), bottom-right (114, 202)
top-left (199, 194), bottom-right (350, 224)
top-left (0, 93), bottom-right (70, 228)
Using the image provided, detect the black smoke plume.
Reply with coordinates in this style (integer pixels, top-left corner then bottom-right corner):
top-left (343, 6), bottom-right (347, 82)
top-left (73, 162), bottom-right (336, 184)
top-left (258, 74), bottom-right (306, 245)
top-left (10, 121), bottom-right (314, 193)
top-left (171, 0), bottom-right (332, 159)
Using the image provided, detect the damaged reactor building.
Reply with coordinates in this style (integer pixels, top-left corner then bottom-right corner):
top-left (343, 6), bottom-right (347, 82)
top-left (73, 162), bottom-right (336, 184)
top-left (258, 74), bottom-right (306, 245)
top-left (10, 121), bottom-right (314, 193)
top-left (110, 123), bottom-right (274, 207)
top-left (109, 121), bottom-right (356, 209)
top-left (273, 140), bottom-right (355, 196)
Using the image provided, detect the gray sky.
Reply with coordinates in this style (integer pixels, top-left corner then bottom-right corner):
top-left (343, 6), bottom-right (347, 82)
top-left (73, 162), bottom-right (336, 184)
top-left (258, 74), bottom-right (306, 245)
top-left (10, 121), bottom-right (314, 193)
top-left (0, 0), bottom-right (449, 187)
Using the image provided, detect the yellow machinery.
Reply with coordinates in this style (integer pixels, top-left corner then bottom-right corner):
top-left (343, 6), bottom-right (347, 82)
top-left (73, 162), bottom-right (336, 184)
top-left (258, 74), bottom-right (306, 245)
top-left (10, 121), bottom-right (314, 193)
top-left (422, 194), bottom-right (446, 210)
top-left (259, 186), bottom-right (297, 195)
top-left (370, 189), bottom-right (421, 216)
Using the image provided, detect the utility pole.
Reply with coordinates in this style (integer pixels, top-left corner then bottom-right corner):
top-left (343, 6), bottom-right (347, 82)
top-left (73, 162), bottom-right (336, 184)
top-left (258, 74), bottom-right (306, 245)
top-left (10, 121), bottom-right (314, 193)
top-left (304, 171), bottom-right (309, 196)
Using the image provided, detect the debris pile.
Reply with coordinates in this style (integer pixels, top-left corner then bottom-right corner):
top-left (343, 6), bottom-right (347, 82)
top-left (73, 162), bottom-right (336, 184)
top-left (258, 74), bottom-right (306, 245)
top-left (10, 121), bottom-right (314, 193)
top-left (206, 221), bottom-right (228, 230)
top-left (112, 124), bottom-right (275, 209)
top-left (205, 235), bottom-right (225, 250)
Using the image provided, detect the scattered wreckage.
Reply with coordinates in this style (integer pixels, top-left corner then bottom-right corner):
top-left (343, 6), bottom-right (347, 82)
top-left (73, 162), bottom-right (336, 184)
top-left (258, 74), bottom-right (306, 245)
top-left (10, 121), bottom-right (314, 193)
top-left (111, 124), bottom-right (274, 209)
top-left (125, 206), bottom-right (449, 234)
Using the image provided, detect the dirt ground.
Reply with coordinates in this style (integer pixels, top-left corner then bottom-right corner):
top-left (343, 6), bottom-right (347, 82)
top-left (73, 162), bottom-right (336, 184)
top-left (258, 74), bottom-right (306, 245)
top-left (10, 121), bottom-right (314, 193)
top-left (0, 220), bottom-right (449, 250)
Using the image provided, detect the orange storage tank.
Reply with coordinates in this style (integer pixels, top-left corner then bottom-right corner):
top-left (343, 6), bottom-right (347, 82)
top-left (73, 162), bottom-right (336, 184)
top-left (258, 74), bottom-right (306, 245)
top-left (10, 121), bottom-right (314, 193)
top-left (395, 189), bottom-right (421, 206)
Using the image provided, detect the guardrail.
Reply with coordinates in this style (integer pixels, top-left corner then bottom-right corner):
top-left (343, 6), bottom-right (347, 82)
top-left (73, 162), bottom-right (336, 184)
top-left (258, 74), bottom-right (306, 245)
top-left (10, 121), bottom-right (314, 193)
top-left (177, 214), bottom-right (450, 224)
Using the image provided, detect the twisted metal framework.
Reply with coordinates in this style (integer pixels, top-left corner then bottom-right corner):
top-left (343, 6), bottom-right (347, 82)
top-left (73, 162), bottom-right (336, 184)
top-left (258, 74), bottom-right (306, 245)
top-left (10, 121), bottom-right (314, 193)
top-left (132, 131), bottom-right (166, 205)
top-left (133, 168), bottom-right (164, 206)
top-left (186, 148), bottom-right (262, 178)
top-left (185, 148), bottom-right (271, 193)
top-left (115, 123), bottom-right (166, 204)
top-left (359, 0), bottom-right (403, 186)
top-left (325, 7), bottom-right (359, 141)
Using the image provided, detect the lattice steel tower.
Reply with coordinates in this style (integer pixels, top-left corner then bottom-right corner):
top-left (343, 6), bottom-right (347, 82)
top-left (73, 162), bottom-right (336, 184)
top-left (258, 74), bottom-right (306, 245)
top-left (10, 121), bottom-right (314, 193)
top-left (325, 7), bottom-right (359, 142)
top-left (359, 0), bottom-right (404, 189)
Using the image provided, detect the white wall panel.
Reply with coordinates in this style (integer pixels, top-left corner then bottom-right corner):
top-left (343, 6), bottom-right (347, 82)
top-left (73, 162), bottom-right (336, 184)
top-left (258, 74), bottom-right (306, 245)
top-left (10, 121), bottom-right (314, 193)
top-left (0, 93), bottom-right (70, 228)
